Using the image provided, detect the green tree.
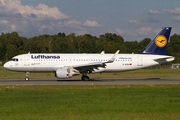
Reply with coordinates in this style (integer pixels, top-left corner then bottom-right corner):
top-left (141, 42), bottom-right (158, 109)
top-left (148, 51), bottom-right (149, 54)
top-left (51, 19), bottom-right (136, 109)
top-left (167, 34), bottom-right (180, 62)
top-left (139, 38), bottom-right (151, 52)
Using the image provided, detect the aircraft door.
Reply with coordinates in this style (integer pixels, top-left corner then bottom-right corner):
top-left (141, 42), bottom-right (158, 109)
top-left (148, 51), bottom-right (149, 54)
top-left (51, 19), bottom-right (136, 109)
top-left (137, 56), bottom-right (143, 66)
top-left (24, 54), bottom-right (30, 66)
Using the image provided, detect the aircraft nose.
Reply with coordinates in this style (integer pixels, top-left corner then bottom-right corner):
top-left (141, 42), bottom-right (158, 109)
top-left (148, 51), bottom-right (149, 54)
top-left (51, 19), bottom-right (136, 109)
top-left (3, 62), bottom-right (11, 70)
top-left (3, 62), bottom-right (8, 69)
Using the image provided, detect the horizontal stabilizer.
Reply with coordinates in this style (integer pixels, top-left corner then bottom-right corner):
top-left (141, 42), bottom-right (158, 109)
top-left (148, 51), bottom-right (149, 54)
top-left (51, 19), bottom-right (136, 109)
top-left (153, 56), bottom-right (175, 63)
top-left (153, 56), bottom-right (175, 61)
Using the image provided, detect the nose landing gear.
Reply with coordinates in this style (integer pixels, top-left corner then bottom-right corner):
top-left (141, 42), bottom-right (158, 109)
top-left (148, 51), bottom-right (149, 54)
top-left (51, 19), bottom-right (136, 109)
top-left (25, 72), bottom-right (29, 81)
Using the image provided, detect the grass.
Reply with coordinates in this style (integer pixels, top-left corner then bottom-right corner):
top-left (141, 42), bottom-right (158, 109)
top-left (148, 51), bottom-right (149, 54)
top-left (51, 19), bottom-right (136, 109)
top-left (0, 85), bottom-right (180, 120)
top-left (1, 67), bottom-right (180, 79)
top-left (1, 68), bottom-right (180, 119)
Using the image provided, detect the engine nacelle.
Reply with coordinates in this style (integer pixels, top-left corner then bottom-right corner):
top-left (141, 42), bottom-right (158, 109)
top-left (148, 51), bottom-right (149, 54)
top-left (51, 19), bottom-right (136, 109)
top-left (55, 68), bottom-right (73, 79)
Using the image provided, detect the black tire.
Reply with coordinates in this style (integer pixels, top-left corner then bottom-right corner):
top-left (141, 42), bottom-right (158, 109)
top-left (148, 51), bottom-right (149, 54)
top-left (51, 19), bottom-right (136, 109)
top-left (81, 76), bottom-right (89, 81)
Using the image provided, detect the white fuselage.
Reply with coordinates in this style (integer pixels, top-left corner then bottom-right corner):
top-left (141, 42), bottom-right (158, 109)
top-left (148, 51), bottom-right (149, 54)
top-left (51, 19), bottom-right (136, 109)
top-left (4, 53), bottom-right (174, 73)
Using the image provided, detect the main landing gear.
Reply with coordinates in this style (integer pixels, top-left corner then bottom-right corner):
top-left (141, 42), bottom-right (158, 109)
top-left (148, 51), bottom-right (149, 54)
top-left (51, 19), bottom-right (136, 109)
top-left (25, 72), bottom-right (29, 81)
top-left (81, 74), bottom-right (89, 81)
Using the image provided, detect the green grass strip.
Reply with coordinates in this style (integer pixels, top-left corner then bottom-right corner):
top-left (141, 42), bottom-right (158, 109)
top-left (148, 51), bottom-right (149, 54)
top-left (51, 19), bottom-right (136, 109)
top-left (0, 85), bottom-right (180, 120)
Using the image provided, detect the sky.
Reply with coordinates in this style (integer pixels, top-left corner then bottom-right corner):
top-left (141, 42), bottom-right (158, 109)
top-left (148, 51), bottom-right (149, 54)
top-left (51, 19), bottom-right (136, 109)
top-left (1, 0), bottom-right (180, 41)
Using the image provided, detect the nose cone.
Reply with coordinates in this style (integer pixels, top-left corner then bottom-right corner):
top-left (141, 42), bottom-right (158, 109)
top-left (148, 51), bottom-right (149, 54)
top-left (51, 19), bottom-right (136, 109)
top-left (3, 62), bottom-right (8, 69)
top-left (3, 62), bottom-right (11, 70)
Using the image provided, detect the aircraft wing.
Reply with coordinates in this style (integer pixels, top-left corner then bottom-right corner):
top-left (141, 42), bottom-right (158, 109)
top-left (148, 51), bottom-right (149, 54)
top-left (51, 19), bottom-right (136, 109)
top-left (73, 62), bottom-right (103, 68)
top-left (105, 50), bottom-right (120, 63)
top-left (72, 50), bottom-right (120, 72)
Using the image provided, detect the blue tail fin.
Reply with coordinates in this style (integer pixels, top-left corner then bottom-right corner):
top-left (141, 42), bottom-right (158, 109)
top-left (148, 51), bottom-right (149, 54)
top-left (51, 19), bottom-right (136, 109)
top-left (139, 27), bottom-right (171, 55)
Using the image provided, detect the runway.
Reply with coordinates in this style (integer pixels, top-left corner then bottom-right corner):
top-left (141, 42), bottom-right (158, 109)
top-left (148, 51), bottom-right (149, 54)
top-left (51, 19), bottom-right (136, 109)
top-left (0, 77), bottom-right (180, 85)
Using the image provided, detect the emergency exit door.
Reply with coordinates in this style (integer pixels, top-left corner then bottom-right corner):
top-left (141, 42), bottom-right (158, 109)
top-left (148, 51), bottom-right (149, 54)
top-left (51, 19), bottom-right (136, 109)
top-left (137, 56), bottom-right (143, 66)
top-left (24, 54), bottom-right (30, 66)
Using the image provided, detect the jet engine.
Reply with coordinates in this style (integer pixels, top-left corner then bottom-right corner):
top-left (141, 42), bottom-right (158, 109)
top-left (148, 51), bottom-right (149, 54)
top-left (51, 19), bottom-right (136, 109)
top-left (55, 68), bottom-right (79, 79)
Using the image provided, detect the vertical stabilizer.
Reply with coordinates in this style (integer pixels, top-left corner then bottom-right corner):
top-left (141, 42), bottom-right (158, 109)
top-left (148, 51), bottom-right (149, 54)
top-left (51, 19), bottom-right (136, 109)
top-left (140, 27), bottom-right (171, 55)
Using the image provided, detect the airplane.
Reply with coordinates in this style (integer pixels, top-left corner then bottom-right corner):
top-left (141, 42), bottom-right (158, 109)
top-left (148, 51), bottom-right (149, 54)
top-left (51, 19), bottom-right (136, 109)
top-left (3, 27), bottom-right (174, 81)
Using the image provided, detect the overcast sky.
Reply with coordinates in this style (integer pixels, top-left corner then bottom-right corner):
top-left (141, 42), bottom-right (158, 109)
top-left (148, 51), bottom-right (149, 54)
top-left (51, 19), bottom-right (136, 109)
top-left (0, 0), bottom-right (180, 41)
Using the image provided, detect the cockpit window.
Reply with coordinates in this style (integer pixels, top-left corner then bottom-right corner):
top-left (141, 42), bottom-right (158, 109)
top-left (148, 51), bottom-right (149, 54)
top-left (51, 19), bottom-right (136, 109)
top-left (10, 58), bottom-right (18, 62)
top-left (10, 59), bottom-right (15, 61)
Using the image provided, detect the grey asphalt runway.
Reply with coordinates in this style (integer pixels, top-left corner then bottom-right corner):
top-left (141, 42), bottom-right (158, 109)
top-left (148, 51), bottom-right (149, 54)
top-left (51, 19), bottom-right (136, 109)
top-left (0, 77), bottom-right (180, 85)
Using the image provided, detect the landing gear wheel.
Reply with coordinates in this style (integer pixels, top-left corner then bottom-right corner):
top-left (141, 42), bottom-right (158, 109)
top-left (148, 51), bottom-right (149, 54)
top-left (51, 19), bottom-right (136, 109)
top-left (25, 77), bottom-right (29, 81)
top-left (81, 75), bottom-right (89, 81)
top-left (25, 72), bottom-right (29, 81)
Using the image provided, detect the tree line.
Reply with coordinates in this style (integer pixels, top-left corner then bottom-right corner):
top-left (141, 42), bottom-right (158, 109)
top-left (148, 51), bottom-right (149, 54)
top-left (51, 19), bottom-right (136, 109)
top-left (0, 32), bottom-right (180, 64)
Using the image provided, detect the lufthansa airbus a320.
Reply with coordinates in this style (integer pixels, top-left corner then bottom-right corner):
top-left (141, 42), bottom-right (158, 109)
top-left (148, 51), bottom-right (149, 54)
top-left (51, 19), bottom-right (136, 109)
top-left (4, 27), bottom-right (174, 81)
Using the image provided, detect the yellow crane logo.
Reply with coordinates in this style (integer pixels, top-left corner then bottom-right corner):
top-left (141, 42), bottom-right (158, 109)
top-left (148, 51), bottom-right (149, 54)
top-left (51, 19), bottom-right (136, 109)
top-left (155, 35), bottom-right (167, 48)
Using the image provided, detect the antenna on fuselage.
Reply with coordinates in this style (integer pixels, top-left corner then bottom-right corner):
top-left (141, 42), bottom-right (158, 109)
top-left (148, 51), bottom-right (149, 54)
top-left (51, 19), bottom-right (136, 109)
top-left (101, 51), bottom-right (105, 54)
